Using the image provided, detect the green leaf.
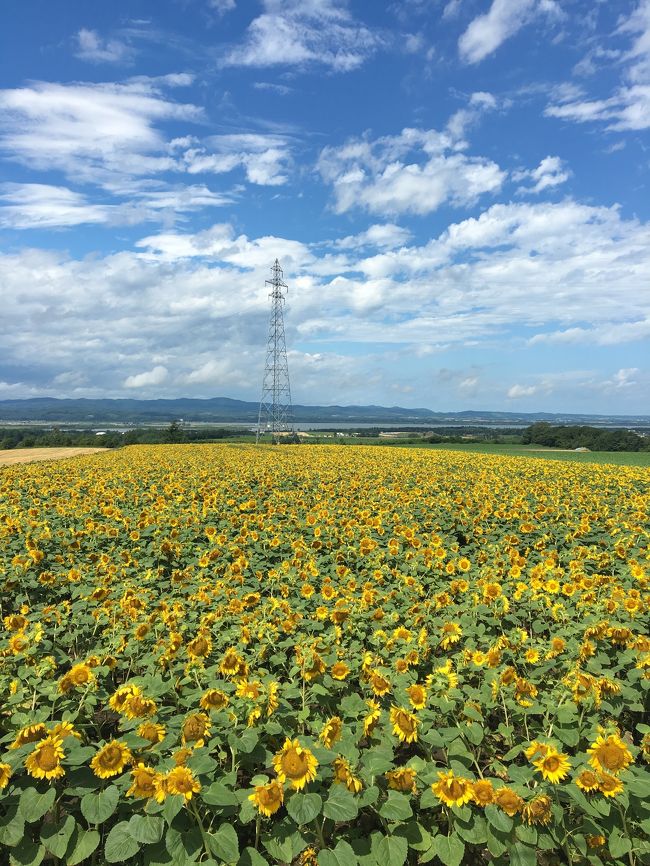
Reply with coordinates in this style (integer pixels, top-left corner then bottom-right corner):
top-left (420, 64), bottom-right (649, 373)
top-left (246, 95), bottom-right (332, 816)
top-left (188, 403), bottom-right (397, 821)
top-left (323, 785), bottom-right (359, 822)
top-left (41, 815), bottom-right (76, 859)
top-left (484, 805), bottom-right (513, 833)
top-left (104, 822), bottom-right (141, 864)
top-left (9, 838), bottom-right (45, 866)
top-left (129, 815), bottom-right (165, 845)
top-left (486, 825), bottom-right (507, 858)
top-left (318, 840), bottom-right (358, 866)
top-left (209, 823), bottom-right (240, 863)
top-left (162, 794), bottom-right (185, 825)
top-left (628, 776), bottom-right (650, 799)
top-left (464, 723), bottom-right (484, 745)
top-left (202, 782), bottom-right (240, 807)
top-left (434, 835), bottom-right (465, 866)
top-left (19, 787), bottom-right (56, 823)
top-left (372, 834), bottom-right (408, 866)
top-left (166, 826), bottom-right (203, 864)
top-left (287, 792), bottom-right (322, 825)
top-left (361, 750), bottom-right (394, 775)
top-left (0, 807), bottom-right (25, 847)
top-left (392, 821), bottom-right (432, 853)
top-left (609, 828), bottom-right (632, 859)
top-left (238, 847), bottom-right (270, 866)
top-left (378, 791), bottom-right (413, 822)
top-left (235, 729), bottom-right (258, 754)
top-left (510, 842), bottom-right (537, 866)
top-left (79, 785), bottom-right (119, 824)
top-left (66, 829), bottom-right (100, 866)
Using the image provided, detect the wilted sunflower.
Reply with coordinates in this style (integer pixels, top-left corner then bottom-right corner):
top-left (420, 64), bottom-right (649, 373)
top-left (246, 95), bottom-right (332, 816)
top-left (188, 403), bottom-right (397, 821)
top-left (10, 722), bottom-right (47, 749)
top-left (137, 721), bottom-right (166, 745)
top-left (439, 622), bottom-right (462, 649)
top-left (273, 738), bottom-right (318, 790)
top-left (109, 683), bottom-right (141, 713)
top-left (127, 764), bottom-right (159, 799)
top-left (182, 712), bottom-right (211, 746)
top-left (249, 778), bottom-right (284, 816)
top-left (431, 771), bottom-right (473, 808)
top-left (522, 795), bottom-right (552, 826)
top-left (471, 779), bottom-right (495, 807)
top-left (587, 734), bottom-right (633, 775)
top-left (25, 734), bottom-right (65, 780)
top-left (320, 716), bottom-right (343, 749)
top-left (494, 787), bottom-right (523, 816)
top-left (390, 706), bottom-right (419, 743)
top-left (165, 766), bottom-right (201, 801)
top-left (200, 688), bottom-right (229, 711)
top-left (90, 740), bottom-right (133, 779)
top-left (0, 763), bottom-right (12, 789)
top-left (122, 694), bottom-right (158, 720)
top-left (386, 767), bottom-right (417, 794)
top-left (533, 747), bottom-right (571, 783)
top-left (333, 758), bottom-right (363, 793)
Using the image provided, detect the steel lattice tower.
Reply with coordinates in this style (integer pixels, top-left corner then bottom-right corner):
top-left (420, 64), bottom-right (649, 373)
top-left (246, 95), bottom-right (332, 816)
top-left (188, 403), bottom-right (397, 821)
top-left (256, 259), bottom-right (294, 442)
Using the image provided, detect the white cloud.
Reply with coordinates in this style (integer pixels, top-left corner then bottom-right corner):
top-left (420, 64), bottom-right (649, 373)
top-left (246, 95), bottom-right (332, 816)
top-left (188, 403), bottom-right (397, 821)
top-left (124, 365), bottom-right (169, 388)
top-left (221, 0), bottom-right (381, 71)
top-left (514, 155), bottom-right (570, 194)
top-left (546, 1), bottom-right (650, 131)
top-left (335, 223), bottom-right (412, 250)
top-left (75, 29), bottom-right (133, 64)
top-left (0, 184), bottom-right (112, 229)
top-left (458, 0), bottom-right (561, 65)
top-left (208, 0), bottom-right (236, 15)
top-left (318, 125), bottom-right (506, 216)
top-left (181, 133), bottom-right (292, 186)
top-left (507, 383), bottom-right (539, 398)
top-left (529, 319), bottom-right (650, 346)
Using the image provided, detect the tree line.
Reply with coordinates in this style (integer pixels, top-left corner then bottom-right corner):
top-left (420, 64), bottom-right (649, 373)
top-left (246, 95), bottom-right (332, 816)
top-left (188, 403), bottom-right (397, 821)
top-left (522, 422), bottom-right (649, 452)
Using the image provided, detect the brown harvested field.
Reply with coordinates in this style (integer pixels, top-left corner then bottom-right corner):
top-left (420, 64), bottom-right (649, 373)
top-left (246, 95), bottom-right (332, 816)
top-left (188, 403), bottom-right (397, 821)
top-left (0, 447), bottom-right (105, 466)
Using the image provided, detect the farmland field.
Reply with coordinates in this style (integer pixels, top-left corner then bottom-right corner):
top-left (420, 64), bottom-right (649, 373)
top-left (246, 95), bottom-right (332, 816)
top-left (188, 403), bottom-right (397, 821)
top-left (0, 444), bottom-right (648, 866)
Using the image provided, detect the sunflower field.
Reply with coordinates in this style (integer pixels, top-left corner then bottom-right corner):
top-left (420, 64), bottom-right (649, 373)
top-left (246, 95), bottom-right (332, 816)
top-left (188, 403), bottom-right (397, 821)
top-left (0, 443), bottom-right (649, 866)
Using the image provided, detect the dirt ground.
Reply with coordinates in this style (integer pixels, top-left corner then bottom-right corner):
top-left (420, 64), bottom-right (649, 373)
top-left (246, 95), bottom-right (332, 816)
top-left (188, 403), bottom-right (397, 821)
top-left (0, 447), bottom-right (105, 466)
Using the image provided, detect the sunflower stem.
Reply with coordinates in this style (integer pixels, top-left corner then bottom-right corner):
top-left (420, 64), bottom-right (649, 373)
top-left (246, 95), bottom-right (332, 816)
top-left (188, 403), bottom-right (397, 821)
top-left (312, 818), bottom-right (326, 850)
top-left (190, 799), bottom-right (212, 860)
top-left (254, 814), bottom-right (261, 851)
top-left (616, 804), bottom-right (636, 866)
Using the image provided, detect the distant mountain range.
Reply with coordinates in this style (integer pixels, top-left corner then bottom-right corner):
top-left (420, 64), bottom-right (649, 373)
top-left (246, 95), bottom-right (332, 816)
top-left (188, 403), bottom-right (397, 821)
top-left (0, 397), bottom-right (648, 426)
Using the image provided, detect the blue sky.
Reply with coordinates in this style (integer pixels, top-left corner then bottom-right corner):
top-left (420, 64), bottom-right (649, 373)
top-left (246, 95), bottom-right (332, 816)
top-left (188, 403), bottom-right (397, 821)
top-left (1, 0), bottom-right (649, 414)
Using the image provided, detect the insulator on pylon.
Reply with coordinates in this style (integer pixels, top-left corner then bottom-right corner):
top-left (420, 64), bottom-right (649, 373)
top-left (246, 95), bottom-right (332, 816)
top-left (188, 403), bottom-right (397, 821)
top-left (256, 259), bottom-right (294, 443)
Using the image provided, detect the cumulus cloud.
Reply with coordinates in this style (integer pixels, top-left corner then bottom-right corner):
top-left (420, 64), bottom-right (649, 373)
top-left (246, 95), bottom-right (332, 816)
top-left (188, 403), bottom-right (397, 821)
top-left (124, 366), bottom-right (169, 388)
top-left (221, 0), bottom-right (382, 71)
top-left (318, 125), bottom-right (506, 216)
top-left (514, 155), bottom-right (570, 194)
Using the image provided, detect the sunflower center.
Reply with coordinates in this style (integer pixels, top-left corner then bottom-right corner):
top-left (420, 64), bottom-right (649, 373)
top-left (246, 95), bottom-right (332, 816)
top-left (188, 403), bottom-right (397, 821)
top-left (260, 786), bottom-right (282, 807)
top-left (544, 755), bottom-right (560, 772)
top-left (600, 744), bottom-right (625, 770)
top-left (282, 748), bottom-right (309, 779)
top-left (102, 745), bottom-right (124, 768)
top-left (447, 779), bottom-right (465, 800)
top-left (38, 744), bottom-right (59, 772)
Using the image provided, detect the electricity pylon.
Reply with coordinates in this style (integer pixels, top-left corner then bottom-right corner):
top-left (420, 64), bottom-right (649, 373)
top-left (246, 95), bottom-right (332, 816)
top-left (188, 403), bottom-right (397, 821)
top-left (256, 259), bottom-right (294, 443)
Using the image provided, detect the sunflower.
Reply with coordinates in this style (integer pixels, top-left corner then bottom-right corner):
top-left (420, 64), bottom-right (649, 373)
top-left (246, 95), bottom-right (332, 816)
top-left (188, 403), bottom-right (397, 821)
top-left (319, 716), bottom-right (343, 749)
top-left (494, 787), bottom-right (523, 816)
top-left (363, 700), bottom-right (381, 737)
top-left (266, 681), bottom-right (280, 716)
top-left (109, 684), bottom-right (141, 713)
top-left (165, 766), bottom-right (201, 801)
top-left (182, 712), bottom-right (211, 746)
top-left (406, 684), bottom-right (427, 710)
top-left (122, 694), bottom-right (158, 720)
top-left (390, 707), bottom-right (419, 743)
top-left (127, 764), bottom-right (159, 799)
top-left (522, 795), bottom-right (552, 826)
top-left (187, 634), bottom-right (211, 659)
top-left (575, 769), bottom-right (600, 792)
top-left (137, 722), bottom-right (166, 745)
top-left (587, 734), bottom-right (633, 775)
top-left (200, 689), bottom-right (229, 711)
top-left (331, 662), bottom-right (350, 680)
top-left (597, 772), bottom-right (624, 798)
top-left (236, 680), bottom-right (262, 700)
top-left (249, 779), bottom-right (284, 817)
top-left (0, 763), bottom-right (12, 790)
top-left (524, 741), bottom-right (550, 761)
top-left (432, 771), bottom-right (473, 808)
top-left (90, 740), bottom-right (133, 779)
top-left (471, 779), bottom-right (495, 806)
top-left (50, 721), bottom-right (80, 740)
top-left (386, 767), bottom-right (417, 794)
top-left (273, 738), bottom-right (318, 790)
top-left (10, 722), bottom-right (47, 749)
top-left (25, 735), bottom-right (65, 780)
top-left (59, 663), bottom-right (94, 693)
top-left (333, 758), bottom-right (363, 793)
top-left (369, 671), bottom-right (391, 697)
top-left (533, 747), bottom-right (571, 783)
top-left (219, 648), bottom-right (243, 677)
top-left (439, 622), bottom-right (462, 649)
